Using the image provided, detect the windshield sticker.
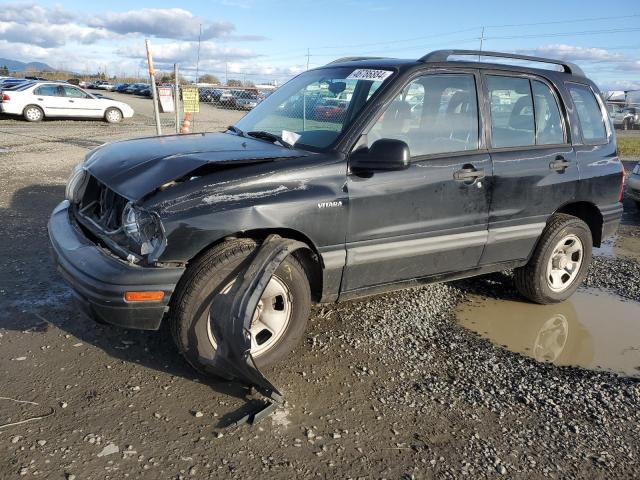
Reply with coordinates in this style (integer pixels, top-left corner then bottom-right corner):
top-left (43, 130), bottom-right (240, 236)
top-left (347, 69), bottom-right (393, 81)
top-left (281, 130), bottom-right (301, 146)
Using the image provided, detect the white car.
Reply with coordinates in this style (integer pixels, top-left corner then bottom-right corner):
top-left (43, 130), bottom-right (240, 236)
top-left (0, 82), bottom-right (134, 123)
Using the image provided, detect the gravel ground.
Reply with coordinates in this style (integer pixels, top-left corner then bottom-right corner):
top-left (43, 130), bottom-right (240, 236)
top-left (1, 98), bottom-right (640, 479)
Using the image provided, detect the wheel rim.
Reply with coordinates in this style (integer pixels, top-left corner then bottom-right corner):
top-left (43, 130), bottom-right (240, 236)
top-left (26, 108), bottom-right (40, 120)
top-left (207, 275), bottom-right (293, 357)
top-left (107, 110), bottom-right (121, 122)
top-left (546, 234), bottom-right (584, 292)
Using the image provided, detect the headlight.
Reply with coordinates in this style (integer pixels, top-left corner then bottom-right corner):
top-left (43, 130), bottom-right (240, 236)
top-left (122, 203), bottom-right (165, 257)
top-left (65, 163), bottom-right (89, 203)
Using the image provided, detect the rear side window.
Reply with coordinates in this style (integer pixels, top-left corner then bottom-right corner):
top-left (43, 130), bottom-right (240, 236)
top-left (532, 80), bottom-right (564, 145)
top-left (35, 85), bottom-right (63, 96)
top-left (368, 73), bottom-right (479, 156)
top-left (486, 76), bottom-right (535, 148)
top-left (568, 84), bottom-right (607, 143)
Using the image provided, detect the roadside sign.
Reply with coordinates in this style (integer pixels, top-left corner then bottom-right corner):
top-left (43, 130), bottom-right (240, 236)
top-left (182, 87), bottom-right (199, 113)
top-left (158, 86), bottom-right (175, 113)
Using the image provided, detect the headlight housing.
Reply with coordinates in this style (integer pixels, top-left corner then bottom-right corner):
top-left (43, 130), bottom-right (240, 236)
top-left (65, 163), bottom-right (89, 203)
top-left (122, 203), bottom-right (165, 258)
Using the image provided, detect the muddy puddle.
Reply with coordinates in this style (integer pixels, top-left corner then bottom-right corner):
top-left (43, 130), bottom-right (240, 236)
top-left (595, 235), bottom-right (640, 262)
top-left (457, 289), bottom-right (640, 378)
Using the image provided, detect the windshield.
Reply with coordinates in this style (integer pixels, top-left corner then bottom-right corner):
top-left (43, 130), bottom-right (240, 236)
top-left (234, 67), bottom-right (394, 150)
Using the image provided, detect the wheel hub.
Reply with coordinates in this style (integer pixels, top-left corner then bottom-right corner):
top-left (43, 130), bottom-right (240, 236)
top-left (546, 234), bottom-right (584, 293)
top-left (207, 275), bottom-right (293, 357)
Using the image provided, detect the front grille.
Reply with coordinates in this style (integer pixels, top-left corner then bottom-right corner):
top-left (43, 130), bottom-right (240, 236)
top-left (78, 176), bottom-right (128, 233)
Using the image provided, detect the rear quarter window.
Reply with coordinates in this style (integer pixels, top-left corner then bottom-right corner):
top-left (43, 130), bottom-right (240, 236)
top-left (567, 84), bottom-right (607, 143)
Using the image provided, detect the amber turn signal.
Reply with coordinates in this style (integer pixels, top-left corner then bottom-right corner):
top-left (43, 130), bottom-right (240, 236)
top-left (124, 291), bottom-right (165, 302)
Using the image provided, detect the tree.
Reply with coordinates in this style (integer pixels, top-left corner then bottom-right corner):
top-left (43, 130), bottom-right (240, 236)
top-left (198, 74), bottom-right (220, 85)
top-left (227, 79), bottom-right (243, 87)
top-left (0, 65), bottom-right (9, 76)
top-left (243, 80), bottom-right (255, 88)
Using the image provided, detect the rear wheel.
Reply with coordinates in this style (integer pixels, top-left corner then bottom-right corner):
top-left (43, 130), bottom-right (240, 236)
top-left (169, 239), bottom-right (311, 374)
top-left (623, 119), bottom-right (631, 130)
top-left (104, 107), bottom-right (123, 123)
top-left (23, 105), bottom-right (43, 122)
top-left (514, 214), bottom-right (592, 304)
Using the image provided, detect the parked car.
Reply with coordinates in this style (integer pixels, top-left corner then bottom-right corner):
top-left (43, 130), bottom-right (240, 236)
top-left (627, 162), bottom-right (640, 210)
top-left (0, 82), bottom-right (134, 122)
top-left (0, 78), bottom-right (27, 88)
top-left (49, 50), bottom-right (623, 375)
top-left (114, 83), bottom-right (130, 93)
top-left (313, 97), bottom-right (349, 121)
top-left (96, 82), bottom-right (116, 91)
top-left (233, 90), bottom-right (261, 110)
top-left (125, 83), bottom-right (148, 94)
top-left (610, 105), bottom-right (639, 130)
top-left (87, 80), bottom-right (109, 90)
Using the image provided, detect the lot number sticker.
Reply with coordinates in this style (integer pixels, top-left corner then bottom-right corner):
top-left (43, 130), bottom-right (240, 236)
top-left (347, 69), bottom-right (393, 81)
top-left (182, 87), bottom-right (200, 113)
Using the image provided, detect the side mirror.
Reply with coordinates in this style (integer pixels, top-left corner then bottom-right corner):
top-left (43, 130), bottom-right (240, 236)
top-left (350, 139), bottom-right (410, 172)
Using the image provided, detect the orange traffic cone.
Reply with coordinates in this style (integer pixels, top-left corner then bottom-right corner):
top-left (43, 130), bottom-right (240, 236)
top-left (180, 112), bottom-right (192, 134)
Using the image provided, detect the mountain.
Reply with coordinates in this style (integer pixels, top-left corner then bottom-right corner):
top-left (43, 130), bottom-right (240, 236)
top-left (0, 58), bottom-right (54, 72)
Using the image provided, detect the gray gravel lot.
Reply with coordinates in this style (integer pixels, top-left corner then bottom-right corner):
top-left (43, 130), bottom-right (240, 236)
top-left (1, 95), bottom-right (640, 479)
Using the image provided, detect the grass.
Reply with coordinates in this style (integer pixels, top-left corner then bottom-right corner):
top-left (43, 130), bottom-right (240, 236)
top-left (617, 136), bottom-right (640, 158)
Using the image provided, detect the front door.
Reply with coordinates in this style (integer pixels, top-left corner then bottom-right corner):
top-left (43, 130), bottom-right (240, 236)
top-left (343, 71), bottom-right (491, 293)
top-left (62, 86), bottom-right (101, 117)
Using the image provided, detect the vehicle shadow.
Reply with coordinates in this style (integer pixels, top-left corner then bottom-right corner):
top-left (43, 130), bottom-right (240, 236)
top-left (0, 185), bottom-right (253, 422)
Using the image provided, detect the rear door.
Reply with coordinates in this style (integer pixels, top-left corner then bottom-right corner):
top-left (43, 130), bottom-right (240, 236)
top-left (344, 70), bottom-right (492, 292)
top-left (480, 72), bottom-right (577, 266)
top-left (33, 84), bottom-right (68, 116)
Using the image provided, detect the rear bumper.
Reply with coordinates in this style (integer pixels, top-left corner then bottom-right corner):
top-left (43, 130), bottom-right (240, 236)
top-left (48, 201), bottom-right (185, 330)
top-left (600, 202), bottom-right (624, 240)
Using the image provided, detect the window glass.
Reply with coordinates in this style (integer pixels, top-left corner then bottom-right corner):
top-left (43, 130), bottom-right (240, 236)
top-left (235, 67), bottom-right (390, 149)
top-left (35, 85), bottom-right (63, 96)
top-left (368, 74), bottom-right (479, 156)
top-left (63, 86), bottom-right (88, 98)
top-left (487, 75), bottom-right (535, 148)
top-left (568, 84), bottom-right (607, 142)
top-left (532, 80), bottom-right (564, 145)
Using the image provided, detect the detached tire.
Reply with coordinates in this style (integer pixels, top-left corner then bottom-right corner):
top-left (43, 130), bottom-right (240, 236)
top-left (169, 239), bottom-right (311, 375)
top-left (104, 107), bottom-right (123, 123)
top-left (23, 105), bottom-right (43, 122)
top-left (514, 214), bottom-right (593, 304)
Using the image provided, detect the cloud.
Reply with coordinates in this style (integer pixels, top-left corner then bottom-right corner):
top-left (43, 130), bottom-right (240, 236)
top-left (0, 21), bottom-right (110, 47)
top-left (116, 41), bottom-right (260, 64)
top-left (0, 2), bottom-right (76, 25)
top-left (87, 8), bottom-right (266, 41)
top-left (516, 44), bottom-right (624, 62)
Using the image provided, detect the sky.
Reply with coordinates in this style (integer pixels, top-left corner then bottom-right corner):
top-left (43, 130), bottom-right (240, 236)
top-left (0, 0), bottom-right (639, 90)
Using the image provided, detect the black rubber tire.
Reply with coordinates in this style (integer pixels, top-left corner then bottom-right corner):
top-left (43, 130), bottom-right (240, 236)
top-left (168, 238), bottom-right (311, 375)
top-left (23, 105), bottom-right (43, 122)
top-left (104, 107), bottom-right (123, 124)
top-left (514, 214), bottom-right (593, 304)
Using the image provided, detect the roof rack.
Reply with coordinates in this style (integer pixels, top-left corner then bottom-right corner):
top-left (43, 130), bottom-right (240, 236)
top-left (419, 50), bottom-right (585, 77)
top-left (327, 56), bottom-right (386, 65)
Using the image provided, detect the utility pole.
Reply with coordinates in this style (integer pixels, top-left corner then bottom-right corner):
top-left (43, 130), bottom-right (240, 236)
top-left (478, 26), bottom-right (485, 61)
top-left (195, 23), bottom-right (202, 85)
top-left (145, 39), bottom-right (162, 136)
top-left (306, 48), bottom-right (310, 70)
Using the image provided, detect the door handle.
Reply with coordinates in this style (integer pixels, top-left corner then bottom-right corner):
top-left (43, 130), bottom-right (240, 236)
top-left (68, 100), bottom-right (74, 103)
top-left (37, 98), bottom-right (43, 101)
top-left (454, 166), bottom-right (485, 182)
top-left (549, 156), bottom-right (570, 172)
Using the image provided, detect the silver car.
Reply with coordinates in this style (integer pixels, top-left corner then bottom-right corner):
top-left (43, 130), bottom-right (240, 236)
top-left (610, 105), bottom-right (639, 130)
top-left (628, 162), bottom-right (640, 209)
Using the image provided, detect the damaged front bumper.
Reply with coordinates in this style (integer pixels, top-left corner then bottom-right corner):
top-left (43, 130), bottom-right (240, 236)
top-left (48, 200), bottom-right (185, 330)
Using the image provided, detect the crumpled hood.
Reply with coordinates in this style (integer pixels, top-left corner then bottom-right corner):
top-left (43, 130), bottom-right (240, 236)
top-left (85, 132), bottom-right (310, 201)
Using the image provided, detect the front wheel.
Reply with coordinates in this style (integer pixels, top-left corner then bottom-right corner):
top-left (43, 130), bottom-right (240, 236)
top-left (104, 107), bottom-right (123, 123)
top-left (169, 239), bottom-right (311, 375)
top-left (514, 214), bottom-right (593, 304)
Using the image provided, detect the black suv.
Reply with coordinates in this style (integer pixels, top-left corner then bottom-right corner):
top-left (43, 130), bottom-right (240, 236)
top-left (49, 50), bottom-right (624, 372)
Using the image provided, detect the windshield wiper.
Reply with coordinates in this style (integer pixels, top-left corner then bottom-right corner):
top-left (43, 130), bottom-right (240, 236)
top-left (227, 125), bottom-right (244, 136)
top-left (246, 131), bottom-right (293, 149)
